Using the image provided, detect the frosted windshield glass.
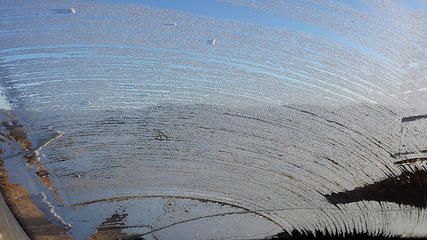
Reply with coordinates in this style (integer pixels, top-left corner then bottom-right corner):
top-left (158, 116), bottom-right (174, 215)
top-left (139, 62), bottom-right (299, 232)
top-left (0, 0), bottom-right (426, 239)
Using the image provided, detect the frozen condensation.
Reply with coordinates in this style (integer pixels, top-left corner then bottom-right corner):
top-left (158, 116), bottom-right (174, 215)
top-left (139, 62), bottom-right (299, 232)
top-left (0, 0), bottom-right (426, 239)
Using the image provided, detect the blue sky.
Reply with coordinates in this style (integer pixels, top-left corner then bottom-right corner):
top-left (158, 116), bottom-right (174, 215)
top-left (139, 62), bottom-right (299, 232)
top-left (75, 0), bottom-right (370, 53)
top-left (71, 0), bottom-right (424, 59)
top-left (78, 0), bottom-right (426, 25)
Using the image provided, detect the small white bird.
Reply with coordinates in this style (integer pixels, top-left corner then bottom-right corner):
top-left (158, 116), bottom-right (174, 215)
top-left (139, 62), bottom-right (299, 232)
top-left (211, 38), bottom-right (216, 45)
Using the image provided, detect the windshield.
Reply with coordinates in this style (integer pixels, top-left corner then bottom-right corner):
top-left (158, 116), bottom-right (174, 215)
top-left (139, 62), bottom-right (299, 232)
top-left (0, 0), bottom-right (426, 239)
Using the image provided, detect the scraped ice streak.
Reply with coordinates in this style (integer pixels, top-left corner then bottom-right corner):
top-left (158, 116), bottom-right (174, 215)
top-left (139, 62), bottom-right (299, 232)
top-left (0, 0), bottom-right (425, 239)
